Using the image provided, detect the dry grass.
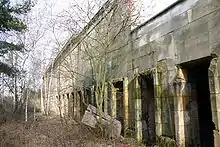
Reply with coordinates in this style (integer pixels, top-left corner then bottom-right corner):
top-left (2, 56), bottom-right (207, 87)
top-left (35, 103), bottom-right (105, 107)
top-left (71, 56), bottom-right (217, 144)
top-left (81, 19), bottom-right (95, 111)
top-left (0, 115), bottom-right (138, 147)
top-left (0, 116), bottom-right (104, 147)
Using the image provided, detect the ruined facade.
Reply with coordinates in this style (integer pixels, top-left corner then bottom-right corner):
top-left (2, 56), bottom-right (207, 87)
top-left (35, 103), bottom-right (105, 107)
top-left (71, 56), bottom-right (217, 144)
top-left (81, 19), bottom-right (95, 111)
top-left (43, 0), bottom-right (220, 146)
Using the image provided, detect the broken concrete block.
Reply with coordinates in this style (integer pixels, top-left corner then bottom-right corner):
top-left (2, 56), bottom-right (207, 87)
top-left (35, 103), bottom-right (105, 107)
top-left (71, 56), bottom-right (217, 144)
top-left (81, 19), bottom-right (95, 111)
top-left (81, 104), bottom-right (122, 139)
top-left (81, 110), bottom-right (97, 128)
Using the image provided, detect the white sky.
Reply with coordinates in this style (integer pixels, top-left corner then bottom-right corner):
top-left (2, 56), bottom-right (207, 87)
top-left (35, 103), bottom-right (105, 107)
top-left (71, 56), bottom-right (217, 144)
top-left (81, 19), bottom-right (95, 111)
top-left (132, 0), bottom-right (180, 26)
top-left (28, 0), bottom-right (106, 62)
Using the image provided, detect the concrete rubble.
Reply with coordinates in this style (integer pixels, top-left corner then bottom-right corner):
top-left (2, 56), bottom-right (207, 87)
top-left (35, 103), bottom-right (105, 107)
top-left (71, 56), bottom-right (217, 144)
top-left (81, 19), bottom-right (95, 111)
top-left (82, 104), bottom-right (122, 139)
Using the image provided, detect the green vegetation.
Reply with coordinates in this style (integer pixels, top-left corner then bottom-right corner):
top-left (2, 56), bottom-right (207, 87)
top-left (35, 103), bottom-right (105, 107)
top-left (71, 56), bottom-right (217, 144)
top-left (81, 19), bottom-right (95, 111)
top-left (0, 0), bottom-right (32, 76)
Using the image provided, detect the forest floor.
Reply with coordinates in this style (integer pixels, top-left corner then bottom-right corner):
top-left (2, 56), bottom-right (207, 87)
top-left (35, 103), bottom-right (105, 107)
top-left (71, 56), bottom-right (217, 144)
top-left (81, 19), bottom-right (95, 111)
top-left (0, 115), bottom-right (138, 147)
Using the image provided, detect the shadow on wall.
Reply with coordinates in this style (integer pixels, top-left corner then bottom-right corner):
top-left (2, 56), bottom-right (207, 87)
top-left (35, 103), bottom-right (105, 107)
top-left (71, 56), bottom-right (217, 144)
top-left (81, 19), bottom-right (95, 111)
top-left (126, 57), bottom-right (214, 146)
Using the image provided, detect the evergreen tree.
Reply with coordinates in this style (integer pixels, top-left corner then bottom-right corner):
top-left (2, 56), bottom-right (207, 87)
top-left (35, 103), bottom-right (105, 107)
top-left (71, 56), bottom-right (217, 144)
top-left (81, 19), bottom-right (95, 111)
top-left (0, 0), bottom-right (32, 76)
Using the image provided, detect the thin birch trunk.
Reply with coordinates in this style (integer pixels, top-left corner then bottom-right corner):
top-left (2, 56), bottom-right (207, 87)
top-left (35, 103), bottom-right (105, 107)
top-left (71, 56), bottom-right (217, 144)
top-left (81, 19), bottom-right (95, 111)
top-left (33, 93), bottom-right (36, 121)
top-left (25, 89), bottom-right (29, 122)
top-left (34, 106), bottom-right (36, 121)
top-left (41, 84), bottom-right (44, 113)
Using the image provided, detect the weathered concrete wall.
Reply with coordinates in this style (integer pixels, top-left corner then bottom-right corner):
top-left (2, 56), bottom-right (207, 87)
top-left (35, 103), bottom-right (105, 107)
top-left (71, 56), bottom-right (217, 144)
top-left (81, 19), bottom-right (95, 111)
top-left (43, 0), bottom-right (220, 146)
top-left (130, 0), bottom-right (220, 72)
top-left (123, 0), bottom-right (220, 146)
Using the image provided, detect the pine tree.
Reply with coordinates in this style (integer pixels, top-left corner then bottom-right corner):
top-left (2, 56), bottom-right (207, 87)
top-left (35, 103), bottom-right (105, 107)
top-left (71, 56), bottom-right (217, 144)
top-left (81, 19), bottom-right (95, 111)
top-left (0, 0), bottom-right (32, 76)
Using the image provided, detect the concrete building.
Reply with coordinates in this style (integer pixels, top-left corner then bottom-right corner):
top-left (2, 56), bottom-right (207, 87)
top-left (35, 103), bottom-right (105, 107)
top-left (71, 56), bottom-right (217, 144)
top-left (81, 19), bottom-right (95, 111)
top-left (43, 0), bottom-right (220, 146)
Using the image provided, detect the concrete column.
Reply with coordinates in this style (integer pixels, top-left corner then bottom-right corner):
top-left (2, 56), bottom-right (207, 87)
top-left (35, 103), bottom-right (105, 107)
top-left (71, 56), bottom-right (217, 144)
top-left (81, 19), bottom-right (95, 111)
top-left (104, 82), bottom-right (108, 114)
top-left (173, 68), bottom-right (186, 146)
top-left (153, 68), bottom-right (162, 137)
top-left (174, 82), bottom-right (186, 146)
top-left (73, 91), bottom-right (78, 118)
top-left (111, 84), bottom-right (117, 118)
top-left (76, 91), bottom-right (81, 119)
top-left (69, 93), bottom-right (74, 117)
top-left (64, 94), bottom-right (68, 116)
top-left (60, 95), bottom-right (65, 117)
top-left (123, 77), bottom-right (129, 136)
top-left (209, 58), bottom-right (220, 130)
top-left (80, 90), bottom-right (85, 118)
top-left (135, 76), bottom-right (142, 142)
top-left (57, 95), bottom-right (61, 117)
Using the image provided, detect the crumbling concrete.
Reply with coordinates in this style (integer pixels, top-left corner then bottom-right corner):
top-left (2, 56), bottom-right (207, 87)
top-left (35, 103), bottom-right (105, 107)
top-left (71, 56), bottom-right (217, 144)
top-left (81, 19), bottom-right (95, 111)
top-left (82, 104), bottom-right (122, 139)
top-left (43, 0), bottom-right (220, 146)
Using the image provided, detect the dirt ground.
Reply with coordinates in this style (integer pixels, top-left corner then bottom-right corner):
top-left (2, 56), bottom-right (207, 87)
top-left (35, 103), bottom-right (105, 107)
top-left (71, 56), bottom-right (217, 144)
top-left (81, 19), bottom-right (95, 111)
top-left (0, 115), bottom-right (138, 147)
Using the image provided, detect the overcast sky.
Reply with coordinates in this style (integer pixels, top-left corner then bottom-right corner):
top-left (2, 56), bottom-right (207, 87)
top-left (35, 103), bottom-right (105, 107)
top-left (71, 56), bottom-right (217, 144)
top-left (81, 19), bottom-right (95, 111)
top-left (28, 0), bottom-right (105, 60)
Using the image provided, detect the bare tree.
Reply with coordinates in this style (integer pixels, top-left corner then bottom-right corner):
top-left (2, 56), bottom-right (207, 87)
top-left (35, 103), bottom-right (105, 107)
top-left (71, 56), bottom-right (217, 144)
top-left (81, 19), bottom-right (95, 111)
top-left (0, 0), bottom-right (56, 121)
top-left (44, 0), bottom-right (141, 124)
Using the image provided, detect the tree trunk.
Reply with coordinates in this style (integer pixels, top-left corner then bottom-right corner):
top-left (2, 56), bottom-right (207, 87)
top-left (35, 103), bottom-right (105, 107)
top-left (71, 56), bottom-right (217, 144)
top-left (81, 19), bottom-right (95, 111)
top-left (34, 106), bottom-right (35, 121)
top-left (14, 77), bottom-right (18, 111)
top-left (41, 84), bottom-right (44, 114)
top-left (25, 89), bottom-right (29, 122)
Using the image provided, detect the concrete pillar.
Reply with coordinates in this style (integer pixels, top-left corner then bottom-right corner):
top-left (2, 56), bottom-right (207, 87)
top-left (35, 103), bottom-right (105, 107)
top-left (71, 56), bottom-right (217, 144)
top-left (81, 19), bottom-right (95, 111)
top-left (174, 83), bottom-right (185, 146)
top-left (73, 90), bottom-right (78, 118)
top-left (76, 91), bottom-right (81, 119)
top-left (135, 76), bottom-right (142, 142)
top-left (153, 68), bottom-right (162, 137)
top-left (80, 90), bottom-right (85, 118)
top-left (60, 95), bottom-right (65, 117)
top-left (57, 95), bottom-right (61, 117)
top-left (111, 84), bottom-right (117, 118)
top-left (123, 77), bottom-right (129, 136)
top-left (209, 58), bottom-right (220, 131)
top-left (69, 93), bottom-right (74, 117)
top-left (64, 94), bottom-right (68, 116)
top-left (173, 68), bottom-right (187, 146)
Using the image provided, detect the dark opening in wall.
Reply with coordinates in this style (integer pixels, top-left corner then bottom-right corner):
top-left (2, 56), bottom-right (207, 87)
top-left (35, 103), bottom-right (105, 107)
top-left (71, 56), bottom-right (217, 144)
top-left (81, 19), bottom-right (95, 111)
top-left (77, 91), bottom-right (84, 118)
top-left (67, 93), bottom-right (70, 116)
top-left (113, 81), bottom-right (124, 135)
top-left (71, 92), bottom-right (74, 117)
top-left (102, 96), bottom-right (105, 112)
top-left (181, 57), bottom-right (214, 147)
top-left (85, 89), bottom-right (92, 105)
top-left (140, 74), bottom-right (156, 145)
top-left (63, 94), bottom-right (66, 115)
